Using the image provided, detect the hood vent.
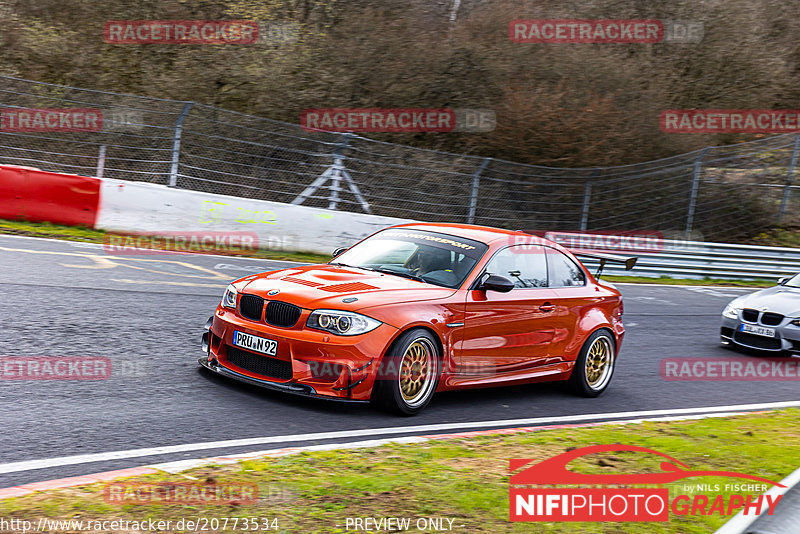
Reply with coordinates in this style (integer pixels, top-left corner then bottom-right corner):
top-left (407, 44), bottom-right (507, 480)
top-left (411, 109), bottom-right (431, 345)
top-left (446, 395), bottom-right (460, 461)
top-left (282, 276), bottom-right (323, 288)
top-left (320, 282), bottom-right (379, 293)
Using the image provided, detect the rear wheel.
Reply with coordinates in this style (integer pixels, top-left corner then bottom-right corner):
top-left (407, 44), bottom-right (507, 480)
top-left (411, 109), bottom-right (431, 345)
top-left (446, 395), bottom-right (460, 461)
top-left (371, 329), bottom-right (441, 415)
top-left (568, 329), bottom-right (616, 397)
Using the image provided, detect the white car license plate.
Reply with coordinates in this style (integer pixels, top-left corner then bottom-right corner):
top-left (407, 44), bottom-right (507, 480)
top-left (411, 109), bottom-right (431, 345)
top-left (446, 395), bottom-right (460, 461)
top-left (233, 331), bottom-right (278, 356)
top-left (740, 324), bottom-right (776, 337)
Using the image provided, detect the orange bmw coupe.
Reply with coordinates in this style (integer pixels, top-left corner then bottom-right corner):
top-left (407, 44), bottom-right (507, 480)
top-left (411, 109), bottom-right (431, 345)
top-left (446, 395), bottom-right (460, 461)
top-left (200, 223), bottom-right (634, 415)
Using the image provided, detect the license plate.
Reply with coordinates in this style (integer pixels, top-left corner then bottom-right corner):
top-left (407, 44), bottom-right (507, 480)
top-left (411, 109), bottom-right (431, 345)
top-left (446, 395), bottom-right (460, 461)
top-left (740, 324), bottom-right (776, 337)
top-left (233, 331), bottom-right (278, 356)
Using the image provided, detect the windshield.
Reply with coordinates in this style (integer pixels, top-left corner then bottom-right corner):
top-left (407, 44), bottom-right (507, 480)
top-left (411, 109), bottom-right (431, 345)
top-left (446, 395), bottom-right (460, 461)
top-left (331, 228), bottom-right (488, 289)
top-left (784, 274), bottom-right (800, 288)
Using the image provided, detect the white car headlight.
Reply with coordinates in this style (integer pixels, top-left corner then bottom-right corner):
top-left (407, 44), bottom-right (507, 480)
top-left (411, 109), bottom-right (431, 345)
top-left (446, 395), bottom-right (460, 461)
top-left (307, 310), bottom-right (381, 336)
top-left (722, 301), bottom-right (743, 319)
top-left (221, 284), bottom-right (238, 309)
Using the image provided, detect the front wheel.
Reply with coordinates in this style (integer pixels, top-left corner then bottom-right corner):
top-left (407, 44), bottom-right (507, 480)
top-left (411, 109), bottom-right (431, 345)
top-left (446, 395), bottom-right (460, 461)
top-left (371, 329), bottom-right (441, 416)
top-left (567, 329), bottom-right (616, 397)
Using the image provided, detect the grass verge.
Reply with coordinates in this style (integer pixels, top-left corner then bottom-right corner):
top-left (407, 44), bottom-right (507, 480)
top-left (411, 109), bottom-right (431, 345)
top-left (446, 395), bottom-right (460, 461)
top-left (0, 409), bottom-right (797, 533)
top-left (0, 218), bottom-right (780, 287)
top-left (0, 218), bottom-right (331, 264)
top-left (602, 275), bottom-right (776, 287)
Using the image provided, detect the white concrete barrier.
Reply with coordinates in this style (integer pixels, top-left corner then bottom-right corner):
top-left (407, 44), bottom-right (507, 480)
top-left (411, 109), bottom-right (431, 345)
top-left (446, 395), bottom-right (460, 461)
top-left (95, 179), bottom-right (414, 255)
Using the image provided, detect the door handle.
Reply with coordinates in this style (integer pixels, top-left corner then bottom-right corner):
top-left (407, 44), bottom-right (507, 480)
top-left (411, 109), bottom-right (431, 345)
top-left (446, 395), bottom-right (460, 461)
top-left (539, 303), bottom-right (556, 312)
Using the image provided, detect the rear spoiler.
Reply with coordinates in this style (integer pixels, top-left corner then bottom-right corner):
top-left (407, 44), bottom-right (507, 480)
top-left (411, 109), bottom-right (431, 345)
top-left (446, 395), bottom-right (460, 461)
top-left (569, 249), bottom-right (638, 278)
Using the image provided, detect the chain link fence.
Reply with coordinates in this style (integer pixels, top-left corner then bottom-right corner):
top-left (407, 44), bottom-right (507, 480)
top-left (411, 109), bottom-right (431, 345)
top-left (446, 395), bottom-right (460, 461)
top-left (1, 74), bottom-right (797, 242)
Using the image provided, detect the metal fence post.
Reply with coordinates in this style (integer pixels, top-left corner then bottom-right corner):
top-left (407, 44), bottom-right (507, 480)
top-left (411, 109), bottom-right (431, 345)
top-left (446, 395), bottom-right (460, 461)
top-left (327, 133), bottom-right (351, 210)
top-left (778, 134), bottom-right (800, 224)
top-left (685, 147), bottom-right (710, 238)
top-left (168, 102), bottom-right (194, 187)
top-left (580, 168), bottom-right (599, 231)
top-left (467, 158), bottom-right (491, 224)
top-left (96, 145), bottom-right (106, 179)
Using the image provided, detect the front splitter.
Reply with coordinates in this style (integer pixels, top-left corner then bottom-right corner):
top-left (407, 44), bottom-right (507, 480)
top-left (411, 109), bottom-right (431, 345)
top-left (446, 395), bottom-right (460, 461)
top-left (197, 358), bottom-right (370, 404)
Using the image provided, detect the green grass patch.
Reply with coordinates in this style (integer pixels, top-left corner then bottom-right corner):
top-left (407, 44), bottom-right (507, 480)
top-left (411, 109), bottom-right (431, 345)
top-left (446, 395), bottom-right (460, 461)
top-left (603, 275), bottom-right (777, 287)
top-left (750, 226), bottom-right (800, 248)
top-left (1, 409), bottom-right (797, 533)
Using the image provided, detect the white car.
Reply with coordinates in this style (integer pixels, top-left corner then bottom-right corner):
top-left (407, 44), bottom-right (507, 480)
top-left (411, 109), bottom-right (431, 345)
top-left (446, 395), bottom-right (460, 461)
top-left (720, 275), bottom-right (800, 353)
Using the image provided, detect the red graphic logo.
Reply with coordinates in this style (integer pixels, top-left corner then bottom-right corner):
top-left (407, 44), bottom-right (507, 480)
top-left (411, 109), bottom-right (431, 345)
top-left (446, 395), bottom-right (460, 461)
top-left (1, 108), bottom-right (102, 132)
top-left (510, 445), bottom-right (784, 522)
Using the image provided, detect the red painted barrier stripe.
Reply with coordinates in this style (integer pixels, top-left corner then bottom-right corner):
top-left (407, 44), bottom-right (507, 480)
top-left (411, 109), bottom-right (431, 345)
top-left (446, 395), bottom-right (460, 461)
top-left (0, 165), bottom-right (100, 227)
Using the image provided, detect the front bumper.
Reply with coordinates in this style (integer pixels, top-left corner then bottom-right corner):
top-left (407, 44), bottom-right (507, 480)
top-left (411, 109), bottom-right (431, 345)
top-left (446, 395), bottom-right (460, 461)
top-left (197, 357), bottom-right (368, 403)
top-left (200, 307), bottom-right (398, 401)
top-left (720, 315), bottom-right (800, 353)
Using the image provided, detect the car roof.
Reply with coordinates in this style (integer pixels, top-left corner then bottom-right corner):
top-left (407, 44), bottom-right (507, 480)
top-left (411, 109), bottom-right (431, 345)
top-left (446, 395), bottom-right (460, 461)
top-left (392, 222), bottom-right (535, 245)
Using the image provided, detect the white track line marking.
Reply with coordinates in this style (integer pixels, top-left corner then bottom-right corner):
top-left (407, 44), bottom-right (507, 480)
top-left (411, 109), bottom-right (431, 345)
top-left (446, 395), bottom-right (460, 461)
top-left (1, 400), bottom-right (798, 476)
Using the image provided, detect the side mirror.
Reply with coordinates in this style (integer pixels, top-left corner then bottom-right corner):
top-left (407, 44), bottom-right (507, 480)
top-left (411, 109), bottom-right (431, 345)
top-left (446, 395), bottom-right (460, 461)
top-left (482, 274), bottom-right (515, 293)
top-left (332, 247), bottom-right (348, 258)
top-left (778, 277), bottom-right (788, 285)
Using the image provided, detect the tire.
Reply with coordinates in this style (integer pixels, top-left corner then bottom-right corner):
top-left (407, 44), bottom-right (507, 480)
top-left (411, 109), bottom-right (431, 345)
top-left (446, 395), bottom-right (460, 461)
top-left (567, 329), bottom-right (616, 397)
top-left (371, 328), bottom-right (441, 416)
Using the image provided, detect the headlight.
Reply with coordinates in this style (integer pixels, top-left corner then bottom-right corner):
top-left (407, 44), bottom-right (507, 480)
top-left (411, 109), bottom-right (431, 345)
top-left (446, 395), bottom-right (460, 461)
top-left (221, 284), bottom-right (237, 309)
top-left (307, 310), bottom-right (381, 336)
top-left (722, 301), bottom-right (742, 319)
top-left (790, 319), bottom-right (800, 327)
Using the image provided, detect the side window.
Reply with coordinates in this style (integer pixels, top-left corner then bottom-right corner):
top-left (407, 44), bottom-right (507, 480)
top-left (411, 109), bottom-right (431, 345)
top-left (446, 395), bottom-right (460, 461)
top-left (484, 246), bottom-right (548, 288)
top-left (547, 249), bottom-right (587, 287)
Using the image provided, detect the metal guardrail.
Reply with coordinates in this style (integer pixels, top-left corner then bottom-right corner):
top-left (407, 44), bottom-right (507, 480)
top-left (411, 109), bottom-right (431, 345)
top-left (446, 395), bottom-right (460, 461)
top-left (577, 240), bottom-right (800, 281)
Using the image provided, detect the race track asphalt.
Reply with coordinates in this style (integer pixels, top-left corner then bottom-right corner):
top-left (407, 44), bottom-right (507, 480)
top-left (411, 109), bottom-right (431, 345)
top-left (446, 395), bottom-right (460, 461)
top-left (0, 235), bottom-right (797, 487)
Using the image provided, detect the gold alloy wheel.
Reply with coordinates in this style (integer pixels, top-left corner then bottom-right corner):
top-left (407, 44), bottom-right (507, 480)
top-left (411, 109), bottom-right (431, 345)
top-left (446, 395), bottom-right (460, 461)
top-left (398, 338), bottom-right (436, 408)
top-left (585, 336), bottom-right (614, 390)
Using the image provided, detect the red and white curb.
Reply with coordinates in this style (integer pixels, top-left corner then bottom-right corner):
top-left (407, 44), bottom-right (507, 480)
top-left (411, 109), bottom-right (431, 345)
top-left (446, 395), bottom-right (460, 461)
top-left (2, 402), bottom-right (797, 501)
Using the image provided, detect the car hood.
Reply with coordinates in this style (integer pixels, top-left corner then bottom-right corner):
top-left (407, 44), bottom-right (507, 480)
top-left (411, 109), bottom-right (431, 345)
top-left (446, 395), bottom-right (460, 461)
top-left (735, 285), bottom-right (800, 316)
top-left (234, 264), bottom-right (457, 311)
